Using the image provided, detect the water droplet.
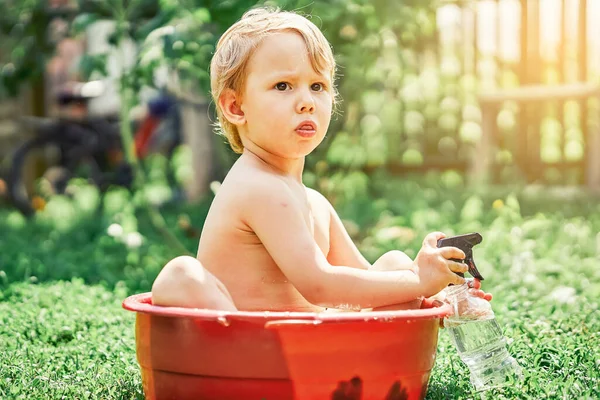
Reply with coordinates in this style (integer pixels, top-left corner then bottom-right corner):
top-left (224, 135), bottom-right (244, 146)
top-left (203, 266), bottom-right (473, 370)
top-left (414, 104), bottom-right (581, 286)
top-left (217, 316), bottom-right (230, 327)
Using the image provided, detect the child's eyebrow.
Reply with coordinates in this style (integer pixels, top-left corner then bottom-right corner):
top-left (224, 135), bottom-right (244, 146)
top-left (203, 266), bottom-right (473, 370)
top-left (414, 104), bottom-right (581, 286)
top-left (267, 71), bottom-right (330, 82)
top-left (266, 72), bottom-right (297, 81)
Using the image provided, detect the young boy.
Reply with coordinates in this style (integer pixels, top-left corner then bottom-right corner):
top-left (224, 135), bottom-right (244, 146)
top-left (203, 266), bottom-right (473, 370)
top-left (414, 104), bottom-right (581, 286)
top-left (151, 8), bottom-right (491, 312)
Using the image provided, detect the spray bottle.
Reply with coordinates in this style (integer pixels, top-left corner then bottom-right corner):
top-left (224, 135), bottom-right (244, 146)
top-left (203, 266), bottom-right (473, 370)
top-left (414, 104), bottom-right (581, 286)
top-left (437, 233), bottom-right (522, 392)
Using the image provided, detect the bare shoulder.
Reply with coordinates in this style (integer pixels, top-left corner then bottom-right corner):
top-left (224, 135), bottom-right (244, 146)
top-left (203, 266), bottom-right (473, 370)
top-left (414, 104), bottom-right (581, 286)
top-left (304, 186), bottom-right (327, 199)
top-left (220, 158), bottom-right (299, 215)
top-left (305, 187), bottom-right (333, 211)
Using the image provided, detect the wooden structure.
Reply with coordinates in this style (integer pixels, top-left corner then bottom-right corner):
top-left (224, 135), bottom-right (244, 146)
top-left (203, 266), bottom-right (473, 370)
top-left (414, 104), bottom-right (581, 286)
top-left (466, 0), bottom-right (599, 187)
top-left (473, 83), bottom-right (600, 189)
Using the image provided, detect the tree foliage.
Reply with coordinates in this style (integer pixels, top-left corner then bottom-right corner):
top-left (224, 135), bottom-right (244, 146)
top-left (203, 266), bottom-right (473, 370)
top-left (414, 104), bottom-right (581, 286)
top-left (2, 0), bottom-right (493, 215)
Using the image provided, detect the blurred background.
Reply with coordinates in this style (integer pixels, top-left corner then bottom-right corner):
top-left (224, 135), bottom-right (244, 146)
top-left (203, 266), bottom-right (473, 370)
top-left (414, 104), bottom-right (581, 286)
top-left (0, 0), bottom-right (600, 291)
top-left (2, 3), bottom-right (599, 398)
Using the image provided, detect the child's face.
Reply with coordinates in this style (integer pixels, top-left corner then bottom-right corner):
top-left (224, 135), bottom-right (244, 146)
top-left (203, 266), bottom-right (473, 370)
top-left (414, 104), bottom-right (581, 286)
top-left (238, 31), bottom-right (333, 158)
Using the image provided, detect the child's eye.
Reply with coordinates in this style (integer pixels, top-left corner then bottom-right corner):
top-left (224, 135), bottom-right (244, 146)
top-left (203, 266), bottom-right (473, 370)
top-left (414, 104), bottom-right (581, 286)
top-left (311, 83), bottom-right (325, 91)
top-left (275, 82), bottom-right (290, 91)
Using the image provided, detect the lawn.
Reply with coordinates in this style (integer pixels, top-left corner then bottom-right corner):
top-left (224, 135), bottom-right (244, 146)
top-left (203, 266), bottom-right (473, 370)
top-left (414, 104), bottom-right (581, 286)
top-left (0, 280), bottom-right (142, 399)
top-left (0, 181), bottom-right (599, 399)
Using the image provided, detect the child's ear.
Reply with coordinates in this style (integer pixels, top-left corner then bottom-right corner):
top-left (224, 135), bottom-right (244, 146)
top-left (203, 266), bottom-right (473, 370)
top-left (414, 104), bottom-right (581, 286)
top-left (218, 89), bottom-right (246, 126)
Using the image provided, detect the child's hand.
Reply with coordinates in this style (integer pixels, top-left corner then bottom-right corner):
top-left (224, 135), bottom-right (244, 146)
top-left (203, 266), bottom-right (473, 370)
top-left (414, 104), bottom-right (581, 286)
top-left (413, 232), bottom-right (467, 297)
top-left (467, 278), bottom-right (493, 301)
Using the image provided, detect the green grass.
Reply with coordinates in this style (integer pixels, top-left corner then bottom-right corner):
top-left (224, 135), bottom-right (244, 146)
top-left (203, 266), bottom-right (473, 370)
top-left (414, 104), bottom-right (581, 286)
top-left (0, 181), bottom-right (599, 399)
top-left (0, 277), bottom-right (597, 399)
top-left (0, 280), bottom-right (142, 399)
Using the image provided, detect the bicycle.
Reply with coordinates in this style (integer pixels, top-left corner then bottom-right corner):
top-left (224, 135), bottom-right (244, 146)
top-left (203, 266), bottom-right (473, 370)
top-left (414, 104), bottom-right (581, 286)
top-left (5, 81), bottom-right (180, 216)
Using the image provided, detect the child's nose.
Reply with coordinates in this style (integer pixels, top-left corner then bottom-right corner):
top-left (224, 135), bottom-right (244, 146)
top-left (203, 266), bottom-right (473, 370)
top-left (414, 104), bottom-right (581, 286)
top-left (298, 103), bottom-right (315, 113)
top-left (296, 92), bottom-right (315, 113)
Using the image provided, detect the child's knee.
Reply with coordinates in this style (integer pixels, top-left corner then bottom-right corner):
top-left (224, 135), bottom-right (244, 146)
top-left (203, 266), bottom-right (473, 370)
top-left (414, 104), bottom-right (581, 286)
top-left (161, 255), bottom-right (201, 276)
top-left (151, 256), bottom-right (236, 311)
top-left (153, 256), bottom-right (200, 293)
top-left (371, 250), bottom-right (413, 272)
top-left (371, 298), bottom-right (423, 311)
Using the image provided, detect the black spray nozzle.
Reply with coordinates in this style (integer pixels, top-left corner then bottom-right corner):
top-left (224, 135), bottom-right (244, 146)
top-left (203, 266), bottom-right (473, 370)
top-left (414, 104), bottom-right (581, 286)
top-left (437, 233), bottom-right (484, 281)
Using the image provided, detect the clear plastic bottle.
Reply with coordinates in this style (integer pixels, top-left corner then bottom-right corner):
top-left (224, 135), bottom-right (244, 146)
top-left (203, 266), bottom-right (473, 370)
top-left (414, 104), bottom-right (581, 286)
top-left (444, 283), bottom-right (522, 392)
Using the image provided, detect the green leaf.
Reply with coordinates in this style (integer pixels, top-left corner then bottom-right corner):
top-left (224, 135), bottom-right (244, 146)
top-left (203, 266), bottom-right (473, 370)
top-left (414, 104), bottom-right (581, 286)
top-left (193, 8), bottom-right (211, 24)
top-left (78, 54), bottom-right (109, 80)
top-left (71, 13), bottom-right (98, 36)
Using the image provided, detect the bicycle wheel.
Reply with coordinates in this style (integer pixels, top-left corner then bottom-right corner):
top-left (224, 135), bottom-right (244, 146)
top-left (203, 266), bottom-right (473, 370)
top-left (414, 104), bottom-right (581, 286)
top-left (7, 132), bottom-right (68, 216)
top-left (7, 131), bottom-right (105, 217)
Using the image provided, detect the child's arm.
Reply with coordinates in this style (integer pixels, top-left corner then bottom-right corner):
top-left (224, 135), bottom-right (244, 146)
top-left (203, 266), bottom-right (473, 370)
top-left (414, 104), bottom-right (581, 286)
top-left (320, 191), bottom-right (415, 272)
top-left (242, 179), bottom-right (466, 309)
top-left (320, 191), bottom-right (371, 270)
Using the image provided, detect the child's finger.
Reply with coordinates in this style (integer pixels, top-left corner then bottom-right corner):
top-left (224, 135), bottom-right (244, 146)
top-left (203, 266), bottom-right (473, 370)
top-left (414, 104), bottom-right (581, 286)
top-left (469, 289), bottom-right (485, 298)
top-left (423, 231), bottom-right (446, 247)
top-left (439, 246), bottom-right (466, 260)
top-left (468, 287), bottom-right (493, 301)
top-left (467, 278), bottom-right (481, 290)
top-left (432, 299), bottom-right (444, 307)
top-left (452, 274), bottom-right (466, 286)
top-left (447, 260), bottom-right (468, 274)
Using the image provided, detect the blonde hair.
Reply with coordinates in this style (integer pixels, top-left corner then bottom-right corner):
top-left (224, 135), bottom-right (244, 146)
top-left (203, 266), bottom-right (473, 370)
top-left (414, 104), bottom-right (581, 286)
top-left (210, 7), bottom-right (338, 153)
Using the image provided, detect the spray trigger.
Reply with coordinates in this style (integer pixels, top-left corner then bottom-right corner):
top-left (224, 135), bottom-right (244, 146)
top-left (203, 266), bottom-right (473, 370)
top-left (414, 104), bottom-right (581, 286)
top-left (437, 233), bottom-right (484, 281)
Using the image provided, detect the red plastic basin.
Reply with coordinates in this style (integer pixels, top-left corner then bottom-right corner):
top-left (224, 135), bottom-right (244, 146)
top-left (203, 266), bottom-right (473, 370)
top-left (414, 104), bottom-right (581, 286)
top-left (122, 293), bottom-right (452, 400)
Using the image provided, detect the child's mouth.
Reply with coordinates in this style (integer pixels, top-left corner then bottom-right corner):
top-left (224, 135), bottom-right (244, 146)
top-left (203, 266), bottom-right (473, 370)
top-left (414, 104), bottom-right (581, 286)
top-left (295, 122), bottom-right (317, 138)
top-left (296, 128), bottom-right (316, 138)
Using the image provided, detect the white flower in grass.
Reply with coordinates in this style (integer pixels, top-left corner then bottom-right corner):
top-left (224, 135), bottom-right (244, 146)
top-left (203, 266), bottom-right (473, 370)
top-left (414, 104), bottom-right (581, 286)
top-left (523, 273), bottom-right (537, 284)
top-left (107, 223), bottom-right (123, 238)
top-left (547, 286), bottom-right (577, 305)
top-left (124, 232), bottom-right (144, 249)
